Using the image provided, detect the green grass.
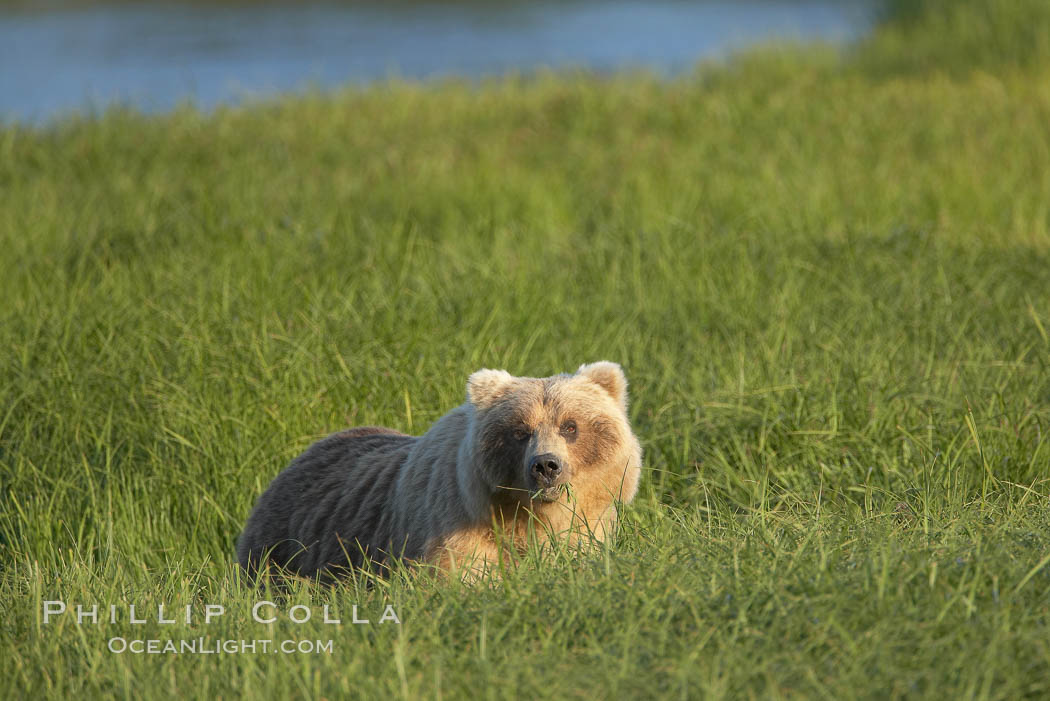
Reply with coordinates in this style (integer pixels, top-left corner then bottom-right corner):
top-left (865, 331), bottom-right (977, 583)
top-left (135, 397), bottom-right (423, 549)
top-left (4, 1), bottom-right (1050, 698)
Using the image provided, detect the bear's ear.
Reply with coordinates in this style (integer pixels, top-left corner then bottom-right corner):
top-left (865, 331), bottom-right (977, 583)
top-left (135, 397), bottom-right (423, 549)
top-left (467, 369), bottom-right (514, 408)
top-left (577, 361), bottom-right (629, 411)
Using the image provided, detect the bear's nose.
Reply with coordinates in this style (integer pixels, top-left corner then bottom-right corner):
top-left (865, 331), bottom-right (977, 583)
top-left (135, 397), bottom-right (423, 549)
top-left (530, 453), bottom-right (563, 486)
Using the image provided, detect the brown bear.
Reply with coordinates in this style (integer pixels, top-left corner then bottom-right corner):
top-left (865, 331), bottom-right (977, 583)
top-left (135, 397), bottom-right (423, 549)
top-left (236, 361), bottom-right (642, 581)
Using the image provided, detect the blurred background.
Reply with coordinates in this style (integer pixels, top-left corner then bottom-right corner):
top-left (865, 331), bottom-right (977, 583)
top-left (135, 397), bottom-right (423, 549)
top-left (1, 0), bottom-right (879, 123)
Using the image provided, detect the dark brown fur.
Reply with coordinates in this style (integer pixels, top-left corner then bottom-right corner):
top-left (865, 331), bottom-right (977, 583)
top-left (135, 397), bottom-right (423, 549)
top-left (237, 427), bottom-right (415, 579)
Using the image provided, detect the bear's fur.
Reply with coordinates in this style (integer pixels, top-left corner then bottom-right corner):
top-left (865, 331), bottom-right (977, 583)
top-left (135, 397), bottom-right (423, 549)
top-left (236, 361), bottom-right (642, 581)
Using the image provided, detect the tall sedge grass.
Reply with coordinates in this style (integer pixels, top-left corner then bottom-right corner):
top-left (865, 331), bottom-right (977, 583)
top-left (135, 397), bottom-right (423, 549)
top-left (3, 1), bottom-right (1050, 698)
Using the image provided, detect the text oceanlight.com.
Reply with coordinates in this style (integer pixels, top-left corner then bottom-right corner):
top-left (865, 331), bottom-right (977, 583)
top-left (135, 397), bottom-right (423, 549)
top-left (107, 638), bottom-right (334, 655)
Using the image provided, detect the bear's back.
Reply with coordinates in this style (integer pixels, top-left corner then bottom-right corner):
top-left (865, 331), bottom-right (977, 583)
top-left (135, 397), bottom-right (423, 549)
top-left (237, 427), bottom-right (416, 580)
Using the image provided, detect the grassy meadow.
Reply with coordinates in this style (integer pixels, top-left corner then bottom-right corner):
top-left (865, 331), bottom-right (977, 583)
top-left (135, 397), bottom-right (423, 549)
top-left (3, 0), bottom-right (1050, 697)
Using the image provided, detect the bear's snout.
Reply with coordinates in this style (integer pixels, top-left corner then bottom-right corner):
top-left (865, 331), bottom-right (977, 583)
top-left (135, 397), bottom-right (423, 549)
top-left (529, 453), bottom-right (564, 489)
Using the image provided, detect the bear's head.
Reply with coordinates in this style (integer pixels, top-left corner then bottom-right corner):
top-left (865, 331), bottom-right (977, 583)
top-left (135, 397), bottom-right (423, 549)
top-left (464, 362), bottom-right (642, 531)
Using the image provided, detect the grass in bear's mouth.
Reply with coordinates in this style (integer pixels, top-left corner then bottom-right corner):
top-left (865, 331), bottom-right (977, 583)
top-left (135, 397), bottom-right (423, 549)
top-left (4, 0), bottom-right (1050, 698)
top-left (530, 484), bottom-right (570, 503)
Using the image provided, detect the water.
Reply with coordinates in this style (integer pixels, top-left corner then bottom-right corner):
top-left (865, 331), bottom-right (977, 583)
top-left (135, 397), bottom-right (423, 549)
top-left (1, 1), bottom-right (879, 124)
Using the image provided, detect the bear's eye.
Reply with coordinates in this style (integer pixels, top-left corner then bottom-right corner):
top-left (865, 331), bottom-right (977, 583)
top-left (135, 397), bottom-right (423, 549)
top-left (512, 427), bottom-right (531, 442)
top-left (560, 420), bottom-right (577, 435)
